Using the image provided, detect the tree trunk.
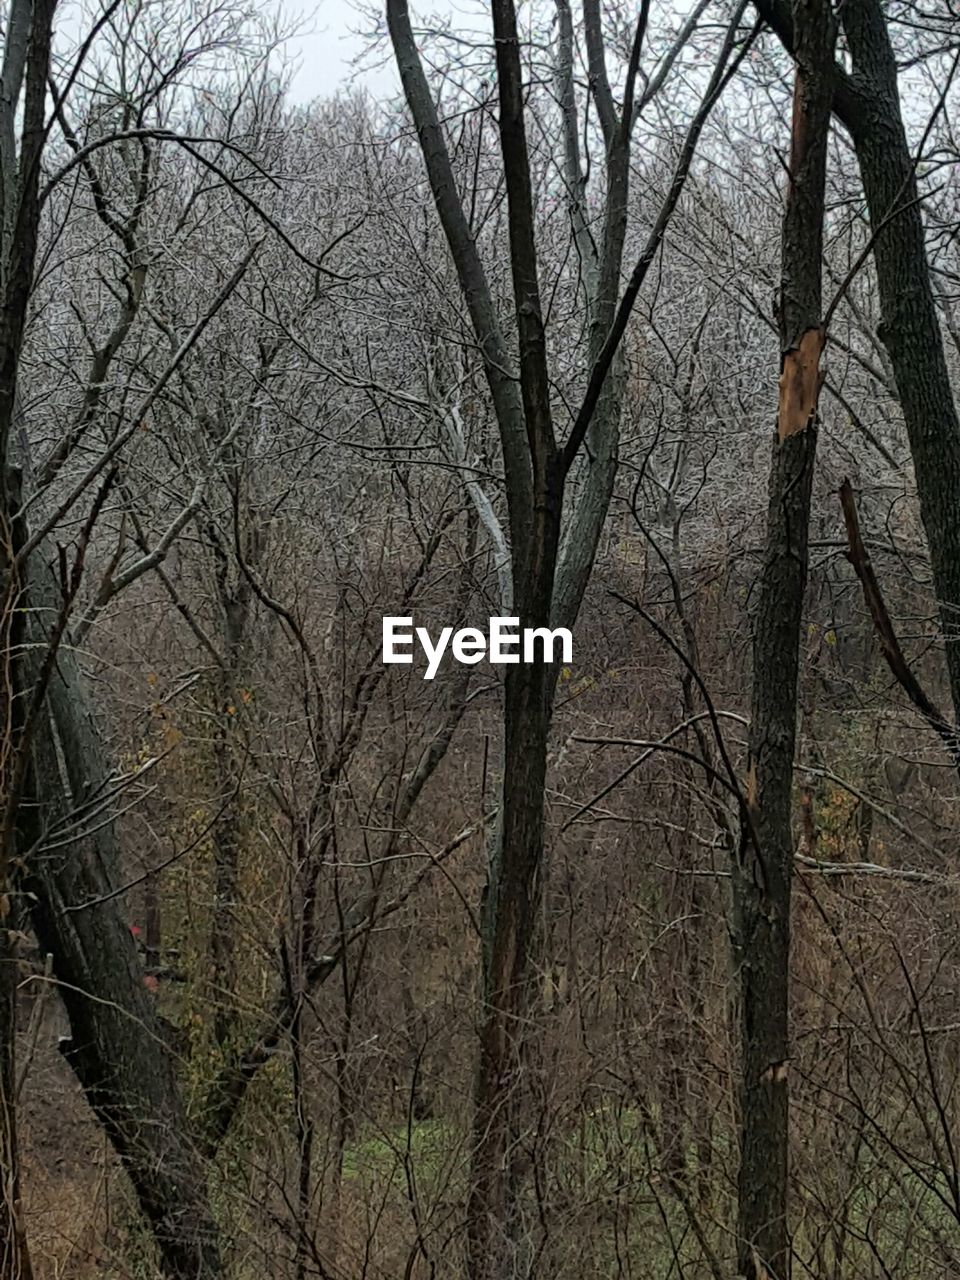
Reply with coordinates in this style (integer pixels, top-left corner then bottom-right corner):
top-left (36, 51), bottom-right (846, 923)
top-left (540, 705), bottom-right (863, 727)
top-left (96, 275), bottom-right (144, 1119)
top-left (386, 4), bottom-right (745, 1275)
top-left (210, 586), bottom-right (247, 1050)
top-left (0, 470), bottom-right (32, 1280)
top-left (839, 0), bottom-right (960, 733)
top-left (734, 2), bottom-right (834, 1276)
top-left (754, 0), bottom-right (960, 736)
top-left (20, 549), bottom-right (221, 1279)
top-left (467, 458), bottom-right (563, 1280)
top-left (1, 2), bottom-right (67, 1271)
top-left (0, 372), bottom-right (26, 1280)
top-left (0, 927), bottom-right (30, 1280)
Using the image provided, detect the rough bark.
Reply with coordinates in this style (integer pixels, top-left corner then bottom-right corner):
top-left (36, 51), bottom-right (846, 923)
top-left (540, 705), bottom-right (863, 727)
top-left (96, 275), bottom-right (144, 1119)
top-left (0, 471), bottom-right (32, 1280)
top-left (839, 0), bottom-right (960, 728)
top-left (734, 3), bottom-right (834, 1277)
top-left (18, 547), bottom-right (222, 1279)
top-left (753, 0), bottom-right (960, 737)
top-left (0, 3), bottom-right (56, 1272)
top-left (468, 468), bottom-right (562, 1280)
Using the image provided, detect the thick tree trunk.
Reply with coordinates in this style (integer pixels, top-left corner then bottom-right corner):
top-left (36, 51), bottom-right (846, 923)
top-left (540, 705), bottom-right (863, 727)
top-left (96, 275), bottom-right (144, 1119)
top-left (467, 459), bottom-right (563, 1280)
top-left (754, 0), bottom-right (960, 736)
top-left (0, 471), bottom-right (32, 1280)
top-left (0, 393), bottom-right (26, 1277)
top-left (839, 0), bottom-right (960, 733)
top-left (734, 3), bottom-right (834, 1277)
top-left (19, 550), bottom-right (221, 1279)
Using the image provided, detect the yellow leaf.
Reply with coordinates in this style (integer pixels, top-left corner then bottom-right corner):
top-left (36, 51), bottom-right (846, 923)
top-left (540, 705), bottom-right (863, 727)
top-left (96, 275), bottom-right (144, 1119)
top-left (226, 704), bottom-right (237, 716)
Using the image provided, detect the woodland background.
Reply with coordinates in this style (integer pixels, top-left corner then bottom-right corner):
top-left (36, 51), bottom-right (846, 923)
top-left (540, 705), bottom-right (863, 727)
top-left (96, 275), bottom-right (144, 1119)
top-left (2, 0), bottom-right (960, 1277)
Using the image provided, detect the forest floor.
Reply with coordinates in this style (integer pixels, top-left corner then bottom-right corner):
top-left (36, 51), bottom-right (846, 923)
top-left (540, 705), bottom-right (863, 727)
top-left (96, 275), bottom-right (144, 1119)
top-left (18, 989), bottom-right (114, 1279)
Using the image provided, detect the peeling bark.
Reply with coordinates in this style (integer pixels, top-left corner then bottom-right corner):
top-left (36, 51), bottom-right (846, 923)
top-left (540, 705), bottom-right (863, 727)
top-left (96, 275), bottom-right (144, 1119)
top-left (754, 0), bottom-right (960, 737)
top-left (777, 326), bottom-right (824, 440)
top-left (734, 1), bottom-right (835, 1277)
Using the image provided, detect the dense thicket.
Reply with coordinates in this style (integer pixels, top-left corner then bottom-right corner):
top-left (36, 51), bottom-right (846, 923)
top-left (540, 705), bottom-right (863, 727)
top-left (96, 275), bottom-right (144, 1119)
top-left (1, 0), bottom-right (959, 1276)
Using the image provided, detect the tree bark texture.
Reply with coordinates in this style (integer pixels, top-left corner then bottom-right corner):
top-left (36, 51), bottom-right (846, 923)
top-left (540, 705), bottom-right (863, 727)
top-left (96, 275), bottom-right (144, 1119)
top-left (754, 0), bottom-right (960, 741)
top-left (734, 2), bottom-right (834, 1276)
top-left (20, 549), bottom-right (222, 1279)
top-left (0, 471), bottom-right (32, 1280)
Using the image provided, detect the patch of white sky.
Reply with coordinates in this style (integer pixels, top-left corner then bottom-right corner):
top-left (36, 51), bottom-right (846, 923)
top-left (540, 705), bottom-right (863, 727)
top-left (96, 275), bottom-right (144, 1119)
top-left (280, 0), bottom-right (489, 104)
top-left (278, 0), bottom-right (701, 105)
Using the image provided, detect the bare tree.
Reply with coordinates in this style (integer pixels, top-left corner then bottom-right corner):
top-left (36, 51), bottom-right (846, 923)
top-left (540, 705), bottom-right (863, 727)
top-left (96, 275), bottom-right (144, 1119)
top-left (0, 0), bottom-right (59, 1273)
top-left (734, 0), bottom-right (836, 1275)
top-left (754, 0), bottom-right (960, 736)
top-left (386, 1), bottom-right (754, 1274)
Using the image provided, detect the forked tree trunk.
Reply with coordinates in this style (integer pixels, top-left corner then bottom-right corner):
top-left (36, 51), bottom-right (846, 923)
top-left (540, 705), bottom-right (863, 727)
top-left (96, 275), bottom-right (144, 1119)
top-left (734, 2), bottom-right (835, 1276)
top-left (386, 3), bottom-right (750, 1275)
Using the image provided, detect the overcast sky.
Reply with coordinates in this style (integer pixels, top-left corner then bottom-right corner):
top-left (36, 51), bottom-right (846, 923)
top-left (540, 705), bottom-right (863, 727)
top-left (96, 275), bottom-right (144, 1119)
top-left (281, 0), bottom-right (406, 102)
top-left (278, 0), bottom-right (700, 105)
top-left (281, 0), bottom-right (508, 103)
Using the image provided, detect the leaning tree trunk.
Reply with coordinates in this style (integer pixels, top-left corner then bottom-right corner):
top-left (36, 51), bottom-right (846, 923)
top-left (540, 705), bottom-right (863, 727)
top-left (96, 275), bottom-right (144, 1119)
top-left (733, 2), bottom-right (834, 1277)
top-left (839, 0), bottom-right (960, 737)
top-left (19, 548), bottom-right (221, 1279)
